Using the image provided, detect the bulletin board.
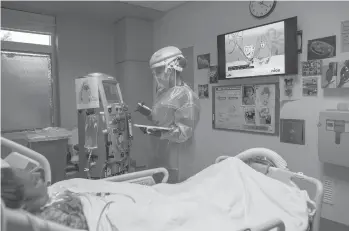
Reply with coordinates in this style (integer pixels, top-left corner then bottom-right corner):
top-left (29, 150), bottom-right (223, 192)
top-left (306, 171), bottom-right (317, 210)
top-left (212, 82), bottom-right (280, 136)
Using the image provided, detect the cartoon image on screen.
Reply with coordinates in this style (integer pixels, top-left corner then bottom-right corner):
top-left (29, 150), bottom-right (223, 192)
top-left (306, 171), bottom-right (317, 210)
top-left (225, 21), bottom-right (285, 78)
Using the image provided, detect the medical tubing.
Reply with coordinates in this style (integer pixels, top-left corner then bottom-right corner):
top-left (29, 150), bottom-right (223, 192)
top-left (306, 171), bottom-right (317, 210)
top-left (95, 192), bottom-right (136, 231)
top-left (85, 149), bottom-right (93, 179)
top-left (96, 201), bottom-right (114, 231)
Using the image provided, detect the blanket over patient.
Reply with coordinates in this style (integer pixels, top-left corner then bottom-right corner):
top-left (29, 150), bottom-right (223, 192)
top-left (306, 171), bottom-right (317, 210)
top-left (49, 157), bottom-right (310, 231)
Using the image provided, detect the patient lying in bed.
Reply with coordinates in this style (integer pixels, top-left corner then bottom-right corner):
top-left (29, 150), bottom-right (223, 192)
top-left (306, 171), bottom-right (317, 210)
top-left (2, 157), bottom-right (312, 231)
top-left (1, 159), bottom-right (88, 229)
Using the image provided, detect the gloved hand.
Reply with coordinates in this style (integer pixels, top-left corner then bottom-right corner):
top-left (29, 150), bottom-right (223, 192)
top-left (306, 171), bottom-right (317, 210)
top-left (135, 102), bottom-right (152, 119)
top-left (138, 127), bottom-right (162, 137)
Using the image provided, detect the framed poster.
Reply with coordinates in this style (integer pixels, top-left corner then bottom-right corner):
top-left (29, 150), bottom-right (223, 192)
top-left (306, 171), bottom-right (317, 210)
top-left (212, 82), bottom-right (280, 135)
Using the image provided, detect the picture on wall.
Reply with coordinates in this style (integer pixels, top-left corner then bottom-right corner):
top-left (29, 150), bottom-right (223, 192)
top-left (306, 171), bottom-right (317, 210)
top-left (337, 60), bottom-right (349, 88)
top-left (321, 59), bottom-right (349, 88)
top-left (284, 77), bottom-right (294, 97)
top-left (198, 84), bottom-right (209, 99)
top-left (302, 76), bottom-right (318, 96)
top-left (257, 107), bottom-right (272, 125)
top-left (280, 75), bottom-right (302, 101)
top-left (256, 84), bottom-right (275, 107)
top-left (197, 53), bottom-right (210, 69)
top-left (212, 83), bottom-right (279, 135)
top-left (307, 35), bottom-right (336, 61)
top-left (242, 85), bottom-right (256, 106)
top-left (301, 60), bottom-right (322, 76)
top-left (208, 65), bottom-right (218, 83)
top-left (243, 107), bottom-right (256, 124)
top-left (321, 61), bottom-right (338, 88)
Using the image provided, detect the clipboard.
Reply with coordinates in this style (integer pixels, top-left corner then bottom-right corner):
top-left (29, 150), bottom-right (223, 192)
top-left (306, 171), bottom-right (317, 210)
top-left (133, 124), bottom-right (171, 132)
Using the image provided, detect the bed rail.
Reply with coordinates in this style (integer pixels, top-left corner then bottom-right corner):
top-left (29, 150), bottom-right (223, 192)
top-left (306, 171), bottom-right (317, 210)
top-left (253, 218), bottom-right (285, 231)
top-left (216, 147), bottom-right (288, 169)
top-left (1, 137), bottom-right (52, 186)
top-left (237, 218), bottom-right (285, 231)
top-left (102, 167), bottom-right (169, 185)
top-left (215, 154), bottom-right (323, 231)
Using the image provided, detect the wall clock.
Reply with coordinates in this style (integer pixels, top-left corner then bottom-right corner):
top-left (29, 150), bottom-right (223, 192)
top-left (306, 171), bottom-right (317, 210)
top-left (249, 1), bottom-right (277, 19)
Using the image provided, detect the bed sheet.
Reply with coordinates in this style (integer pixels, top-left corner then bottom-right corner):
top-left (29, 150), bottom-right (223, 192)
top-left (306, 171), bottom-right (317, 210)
top-left (48, 157), bottom-right (310, 231)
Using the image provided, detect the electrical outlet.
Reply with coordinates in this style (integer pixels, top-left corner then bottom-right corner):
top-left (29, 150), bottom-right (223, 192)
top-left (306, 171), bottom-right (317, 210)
top-left (323, 176), bottom-right (335, 205)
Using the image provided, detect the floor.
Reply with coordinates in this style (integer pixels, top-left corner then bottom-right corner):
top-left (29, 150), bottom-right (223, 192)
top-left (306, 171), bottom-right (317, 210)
top-left (320, 218), bottom-right (349, 231)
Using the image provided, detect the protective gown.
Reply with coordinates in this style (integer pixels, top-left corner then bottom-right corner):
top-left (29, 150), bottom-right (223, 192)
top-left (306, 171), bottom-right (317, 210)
top-left (151, 82), bottom-right (201, 143)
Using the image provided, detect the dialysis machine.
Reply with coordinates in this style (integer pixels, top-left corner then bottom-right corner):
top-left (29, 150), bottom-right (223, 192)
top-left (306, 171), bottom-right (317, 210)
top-left (75, 73), bottom-right (133, 179)
top-left (318, 103), bottom-right (349, 168)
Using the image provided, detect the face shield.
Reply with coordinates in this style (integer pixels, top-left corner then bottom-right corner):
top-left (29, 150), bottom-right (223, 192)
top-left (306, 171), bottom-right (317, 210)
top-left (151, 56), bottom-right (183, 95)
top-left (152, 65), bottom-right (170, 94)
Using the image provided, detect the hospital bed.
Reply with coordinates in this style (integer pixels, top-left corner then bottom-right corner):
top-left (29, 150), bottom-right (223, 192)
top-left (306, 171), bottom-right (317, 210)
top-left (1, 137), bottom-right (323, 231)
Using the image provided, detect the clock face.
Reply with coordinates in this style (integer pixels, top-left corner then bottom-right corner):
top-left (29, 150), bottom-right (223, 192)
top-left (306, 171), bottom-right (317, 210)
top-left (249, 1), bottom-right (276, 18)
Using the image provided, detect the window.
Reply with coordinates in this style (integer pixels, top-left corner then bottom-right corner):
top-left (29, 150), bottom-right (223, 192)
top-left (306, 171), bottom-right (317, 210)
top-left (1, 29), bottom-right (51, 46)
top-left (1, 9), bottom-right (57, 133)
top-left (1, 51), bottom-right (53, 131)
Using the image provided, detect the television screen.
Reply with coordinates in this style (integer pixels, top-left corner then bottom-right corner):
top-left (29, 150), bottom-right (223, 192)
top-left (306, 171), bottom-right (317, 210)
top-left (217, 17), bottom-right (298, 80)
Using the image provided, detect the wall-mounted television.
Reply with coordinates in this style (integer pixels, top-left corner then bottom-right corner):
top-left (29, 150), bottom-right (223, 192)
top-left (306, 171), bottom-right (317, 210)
top-left (217, 17), bottom-right (298, 80)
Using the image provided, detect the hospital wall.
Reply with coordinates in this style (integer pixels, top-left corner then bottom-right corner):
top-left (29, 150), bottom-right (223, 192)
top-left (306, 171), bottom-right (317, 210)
top-left (57, 16), bottom-right (154, 167)
top-left (153, 1), bottom-right (349, 226)
top-left (1, 14), bottom-right (116, 155)
top-left (57, 15), bottom-right (116, 129)
top-left (114, 17), bottom-right (155, 168)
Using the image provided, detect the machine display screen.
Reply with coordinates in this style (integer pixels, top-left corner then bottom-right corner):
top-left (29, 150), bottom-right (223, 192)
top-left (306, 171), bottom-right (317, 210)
top-left (102, 81), bottom-right (120, 103)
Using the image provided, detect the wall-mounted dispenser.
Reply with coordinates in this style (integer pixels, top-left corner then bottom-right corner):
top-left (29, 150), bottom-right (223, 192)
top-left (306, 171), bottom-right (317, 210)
top-left (318, 103), bottom-right (349, 168)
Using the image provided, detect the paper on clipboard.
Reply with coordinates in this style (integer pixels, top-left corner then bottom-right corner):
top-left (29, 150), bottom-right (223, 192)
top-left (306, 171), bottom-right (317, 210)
top-left (341, 20), bottom-right (349, 53)
top-left (133, 124), bottom-right (171, 132)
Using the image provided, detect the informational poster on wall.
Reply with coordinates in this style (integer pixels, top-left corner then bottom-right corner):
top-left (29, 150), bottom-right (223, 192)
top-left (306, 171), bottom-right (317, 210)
top-left (212, 83), bottom-right (279, 135)
top-left (75, 77), bottom-right (100, 110)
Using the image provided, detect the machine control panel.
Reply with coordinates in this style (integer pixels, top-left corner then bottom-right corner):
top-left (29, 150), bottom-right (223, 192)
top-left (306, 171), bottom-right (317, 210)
top-left (104, 102), bottom-right (133, 177)
top-left (76, 74), bottom-right (133, 179)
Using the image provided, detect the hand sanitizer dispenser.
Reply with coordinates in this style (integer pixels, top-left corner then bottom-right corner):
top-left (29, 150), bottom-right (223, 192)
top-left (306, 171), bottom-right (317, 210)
top-left (318, 103), bottom-right (349, 168)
